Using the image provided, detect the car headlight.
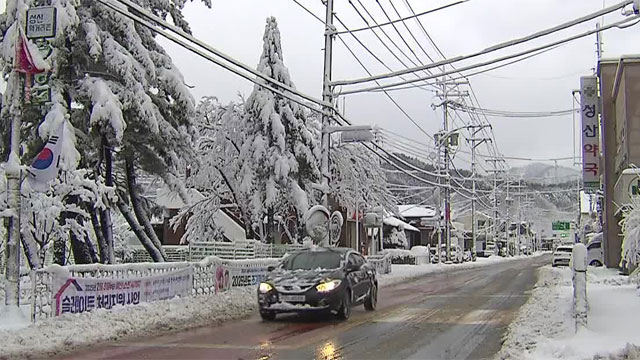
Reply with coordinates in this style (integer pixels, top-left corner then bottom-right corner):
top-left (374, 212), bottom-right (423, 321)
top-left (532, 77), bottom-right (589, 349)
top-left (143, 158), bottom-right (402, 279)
top-left (259, 282), bottom-right (273, 293)
top-left (316, 279), bottom-right (341, 293)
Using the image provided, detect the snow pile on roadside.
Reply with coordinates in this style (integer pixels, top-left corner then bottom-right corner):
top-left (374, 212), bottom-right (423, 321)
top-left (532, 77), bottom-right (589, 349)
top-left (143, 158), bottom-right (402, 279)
top-left (495, 266), bottom-right (573, 359)
top-left (379, 253), bottom-right (546, 288)
top-left (0, 287), bottom-right (257, 359)
top-left (0, 304), bottom-right (31, 331)
top-left (497, 266), bottom-right (640, 360)
top-left (531, 268), bottom-right (640, 360)
top-left (595, 344), bottom-right (640, 359)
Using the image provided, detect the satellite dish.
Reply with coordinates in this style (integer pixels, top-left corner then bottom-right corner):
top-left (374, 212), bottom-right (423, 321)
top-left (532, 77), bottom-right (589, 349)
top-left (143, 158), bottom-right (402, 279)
top-left (305, 205), bottom-right (344, 247)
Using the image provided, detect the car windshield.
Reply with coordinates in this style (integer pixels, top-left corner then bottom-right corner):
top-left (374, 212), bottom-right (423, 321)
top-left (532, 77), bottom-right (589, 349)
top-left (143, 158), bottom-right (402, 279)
top-left (281, 251), bottom-right (343, 270)
top-left (556, 247), bottom-right (573, 253)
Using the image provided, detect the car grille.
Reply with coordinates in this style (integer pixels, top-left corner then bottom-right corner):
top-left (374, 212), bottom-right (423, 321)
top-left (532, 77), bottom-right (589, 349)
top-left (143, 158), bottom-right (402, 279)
top-left (276, 284), bottom-right (315, 293)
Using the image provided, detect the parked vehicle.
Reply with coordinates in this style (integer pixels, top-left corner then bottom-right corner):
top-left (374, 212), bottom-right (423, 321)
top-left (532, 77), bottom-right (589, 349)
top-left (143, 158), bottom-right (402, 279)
top-left (587, 233), bottom-right (604, 267)
top-left (440, 244), bottom-right (464, 263)
top-left (552, 245), bottom-right (573, 267)
top-left (257, 247), bottom-right (377, 321)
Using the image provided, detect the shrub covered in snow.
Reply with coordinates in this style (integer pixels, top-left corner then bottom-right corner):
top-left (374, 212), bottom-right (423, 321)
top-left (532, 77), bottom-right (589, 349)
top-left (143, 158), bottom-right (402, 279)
top-left (383, 226), bottom-right (408, 249)
top-left (620, 194), bottom-right (640, 269)
top-left (381, 249), bottom-right (416, 265)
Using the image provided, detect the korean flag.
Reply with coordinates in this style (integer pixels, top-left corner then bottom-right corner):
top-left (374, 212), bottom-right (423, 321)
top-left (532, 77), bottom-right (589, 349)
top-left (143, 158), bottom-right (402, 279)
top-left (27, 121), bottom-right (65, 192)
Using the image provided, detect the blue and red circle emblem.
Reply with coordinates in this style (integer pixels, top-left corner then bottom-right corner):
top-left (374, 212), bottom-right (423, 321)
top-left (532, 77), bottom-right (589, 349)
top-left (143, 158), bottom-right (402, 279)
top-left (32, 148), bottom-right (54, 170)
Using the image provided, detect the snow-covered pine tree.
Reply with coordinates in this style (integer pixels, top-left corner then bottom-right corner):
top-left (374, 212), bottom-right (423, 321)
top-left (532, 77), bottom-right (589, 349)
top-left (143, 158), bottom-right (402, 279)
top-left (238, 17), bottom-right (321, 243)
top-left (0, 0), bottom-right (209, 264)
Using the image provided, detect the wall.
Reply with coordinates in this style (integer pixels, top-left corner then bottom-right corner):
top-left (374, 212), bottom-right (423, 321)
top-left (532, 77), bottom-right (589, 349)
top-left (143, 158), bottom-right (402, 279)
top-left (599, 57), bottom-right (640, 268)
top-left (600, 60), bottom-right (619, 268)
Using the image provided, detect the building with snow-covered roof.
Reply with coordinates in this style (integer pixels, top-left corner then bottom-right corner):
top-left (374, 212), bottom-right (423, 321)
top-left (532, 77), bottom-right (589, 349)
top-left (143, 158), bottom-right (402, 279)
top-left (396, 204), bottom-right (440, 248)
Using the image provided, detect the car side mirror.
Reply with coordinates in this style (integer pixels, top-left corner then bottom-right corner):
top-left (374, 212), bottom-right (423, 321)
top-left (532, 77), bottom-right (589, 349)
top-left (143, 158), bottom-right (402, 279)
top-left (346, 263), bottom-right (360, 272)
top-left (267, 266), bottom-right (275, 272)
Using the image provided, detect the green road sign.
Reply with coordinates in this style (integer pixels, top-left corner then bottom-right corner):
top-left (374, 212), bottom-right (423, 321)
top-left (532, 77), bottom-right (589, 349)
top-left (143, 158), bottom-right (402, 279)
top-left (552, 221), bottom-right (571, 231)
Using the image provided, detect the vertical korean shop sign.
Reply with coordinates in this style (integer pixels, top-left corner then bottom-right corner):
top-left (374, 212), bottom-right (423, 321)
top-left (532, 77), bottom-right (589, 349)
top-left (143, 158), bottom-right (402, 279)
top-left (580, 76), bottom-right (600, 193)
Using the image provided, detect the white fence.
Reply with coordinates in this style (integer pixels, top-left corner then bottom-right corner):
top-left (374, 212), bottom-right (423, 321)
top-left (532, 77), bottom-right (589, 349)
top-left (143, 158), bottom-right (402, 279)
top-left (30, 256), bottom-right (279, 322)
top-left (188, 240), bottom-right (306, 261)
top-left (366, 253), bottom-right (392, 274)
top-left (23, 243), bottom-right (393, 322)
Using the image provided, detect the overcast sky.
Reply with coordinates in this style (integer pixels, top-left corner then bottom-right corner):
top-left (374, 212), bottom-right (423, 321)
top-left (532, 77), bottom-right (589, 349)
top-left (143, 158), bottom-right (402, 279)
top-left (156, 0), bottom-right (638, 173)
top-left (3, 0), bottom-right (637, 173)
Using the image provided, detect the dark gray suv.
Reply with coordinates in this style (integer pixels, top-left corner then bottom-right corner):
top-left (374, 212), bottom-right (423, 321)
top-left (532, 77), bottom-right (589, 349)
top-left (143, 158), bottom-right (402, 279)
top-left (257, 247), bottom-right (378, 321)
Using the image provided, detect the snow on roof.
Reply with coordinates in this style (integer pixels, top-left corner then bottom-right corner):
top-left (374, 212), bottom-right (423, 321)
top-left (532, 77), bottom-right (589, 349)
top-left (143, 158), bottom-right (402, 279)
top-left (397, 205), bottom-right (437, 219)
top-left (383, 216), bottom-right (420, 232)
top-left (621, 168), bottom-right (640, 175)
top-left (155, 187), bottom-right (205, 209)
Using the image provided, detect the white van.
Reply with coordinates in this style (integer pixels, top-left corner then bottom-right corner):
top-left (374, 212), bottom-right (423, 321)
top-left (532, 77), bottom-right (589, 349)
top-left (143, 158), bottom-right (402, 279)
top-left (586, 233), bottom-right (603, 267)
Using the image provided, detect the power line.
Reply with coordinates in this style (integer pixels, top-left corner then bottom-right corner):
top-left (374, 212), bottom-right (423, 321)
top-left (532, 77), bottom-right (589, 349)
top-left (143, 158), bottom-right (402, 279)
top-left (336, 15), bottom-right (640, 94)
top-left (332, 0), bottom-right (635, 86)
top-left (450, 103), bottom-right (577, 118)
top-left (367, 44), bottom-right (564, 93)
top-left (335, 0), bottom-right (470, 35)
top-left (99, 0), bottom-right (330, 113)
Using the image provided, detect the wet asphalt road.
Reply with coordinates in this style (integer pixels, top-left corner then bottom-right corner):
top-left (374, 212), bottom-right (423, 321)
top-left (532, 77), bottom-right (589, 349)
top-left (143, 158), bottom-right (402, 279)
top-left (61, 255), bottom-right (550, 360)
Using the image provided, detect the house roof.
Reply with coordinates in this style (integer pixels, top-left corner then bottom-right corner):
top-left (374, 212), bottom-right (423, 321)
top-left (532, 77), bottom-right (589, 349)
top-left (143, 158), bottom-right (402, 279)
top-left (397, 205), bottom-right (437, 219)
top-left (383, 216), bottom-right (420, 232)
top-left (155, 187), bottom-right (205, 209)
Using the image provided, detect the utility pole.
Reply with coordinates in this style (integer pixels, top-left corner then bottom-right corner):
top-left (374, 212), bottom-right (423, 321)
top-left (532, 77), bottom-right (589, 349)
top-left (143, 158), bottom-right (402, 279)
top-left (320, 0), bottom-right (335, 208)
top-left (486, 158), bottom-right (505, 256)
top-left (467, 125), bottom-right (491, 258)
top-left (517, 178), bottom-right (522, 255)
top-left (443, 79), bottom-right (451, 263)
top-left (436, 78), bottom-right (468, 262)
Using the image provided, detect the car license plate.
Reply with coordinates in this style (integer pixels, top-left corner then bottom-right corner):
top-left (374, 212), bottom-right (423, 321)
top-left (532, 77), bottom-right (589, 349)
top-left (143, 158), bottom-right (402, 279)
top-left (280, 294), bottom-right (305, 302)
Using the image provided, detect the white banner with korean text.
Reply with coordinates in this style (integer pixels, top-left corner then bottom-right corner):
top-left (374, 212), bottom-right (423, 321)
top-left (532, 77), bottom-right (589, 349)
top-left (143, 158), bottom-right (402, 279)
top-left (215, 265), bottom-right (271, 292)
top-left (580, 76), bottom-right (601, 193)
top-left (52, 267), bottom-right (193, 316)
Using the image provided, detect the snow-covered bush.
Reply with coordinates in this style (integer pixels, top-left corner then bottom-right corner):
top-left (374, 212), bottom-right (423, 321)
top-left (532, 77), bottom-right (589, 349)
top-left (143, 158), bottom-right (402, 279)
top-left (620, 194), bottom-right (640, 269)
top-left (383, 226), bottom-right (408, 249)
top-left (381, 249), bottom-right (416, 265)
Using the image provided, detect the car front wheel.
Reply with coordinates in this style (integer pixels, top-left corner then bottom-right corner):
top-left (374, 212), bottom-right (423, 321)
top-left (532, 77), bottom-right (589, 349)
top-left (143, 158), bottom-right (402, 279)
top-left (337, 290), bottom-right (351, 320)
top-left (364, 283), bottom-right (377, 311)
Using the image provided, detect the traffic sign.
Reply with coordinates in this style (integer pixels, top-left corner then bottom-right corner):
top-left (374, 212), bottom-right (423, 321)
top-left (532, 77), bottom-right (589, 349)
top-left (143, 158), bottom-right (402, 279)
top-left (552, 221), bottom-right (571, 231)
top-left (26, 7), bottom-right (57, 39)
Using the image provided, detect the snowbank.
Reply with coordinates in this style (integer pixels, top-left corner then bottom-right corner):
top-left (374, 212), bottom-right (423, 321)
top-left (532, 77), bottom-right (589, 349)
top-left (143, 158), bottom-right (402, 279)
top-left (496, 266), bottom-right (573, 359)
top-left (497, 266), bottom-right (640, 360)
top-left (379, 253), bottom-right (546, 288)
top-left (0, 305), bottom-right (31, 331)
top-left (0, 287), bottom-right (257, 359)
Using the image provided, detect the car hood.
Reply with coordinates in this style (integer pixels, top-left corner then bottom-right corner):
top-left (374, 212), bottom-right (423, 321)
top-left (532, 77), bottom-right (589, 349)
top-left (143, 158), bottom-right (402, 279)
top-left (265, 268), bottom-right (344, 286)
